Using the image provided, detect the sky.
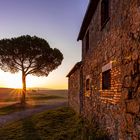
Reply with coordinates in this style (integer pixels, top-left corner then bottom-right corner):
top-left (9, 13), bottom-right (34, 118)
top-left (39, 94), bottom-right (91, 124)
top-left (0, 0), bottom-right (89, 89)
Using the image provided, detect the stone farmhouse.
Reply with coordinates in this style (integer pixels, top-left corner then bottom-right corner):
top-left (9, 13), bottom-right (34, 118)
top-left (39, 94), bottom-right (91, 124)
top-left (67, 0), bottom-right (140, 139)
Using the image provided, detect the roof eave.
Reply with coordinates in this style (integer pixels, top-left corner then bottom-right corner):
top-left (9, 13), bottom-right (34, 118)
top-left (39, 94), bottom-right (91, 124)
top-left (66, 61), bottom-right (82, 77)
top-left (77, 0), bottom-right (99, 41)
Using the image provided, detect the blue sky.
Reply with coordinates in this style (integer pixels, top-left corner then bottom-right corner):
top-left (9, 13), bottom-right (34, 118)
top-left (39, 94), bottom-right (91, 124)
top-left (0, 0), bottom-right (89, 89)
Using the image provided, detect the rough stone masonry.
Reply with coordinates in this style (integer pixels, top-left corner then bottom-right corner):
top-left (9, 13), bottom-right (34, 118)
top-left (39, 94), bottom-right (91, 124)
top-left (67, 0), bottom-right (140, 139)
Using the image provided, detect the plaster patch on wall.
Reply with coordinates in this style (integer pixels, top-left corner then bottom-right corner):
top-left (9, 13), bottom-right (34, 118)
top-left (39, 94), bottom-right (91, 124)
top-left (102, 62), bottom-right (112, 72)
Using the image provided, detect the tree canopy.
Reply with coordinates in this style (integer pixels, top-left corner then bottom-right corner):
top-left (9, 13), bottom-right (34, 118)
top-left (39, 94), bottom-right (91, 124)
top-left (0, 35), bottom-right (63, 76)
top-left (0, 35), bottom-right (63, 104)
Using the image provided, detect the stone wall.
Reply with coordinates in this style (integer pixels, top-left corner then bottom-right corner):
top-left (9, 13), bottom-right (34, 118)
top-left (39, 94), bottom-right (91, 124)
top-left (81, 0), bottom-right (140, 139)
top-left (68, 67), bottom-right (81, 113)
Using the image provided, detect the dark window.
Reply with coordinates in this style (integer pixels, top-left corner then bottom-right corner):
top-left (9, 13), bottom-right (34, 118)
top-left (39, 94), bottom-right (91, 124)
top-left (85, 31), bottom-right (89, 52)
top-left (138, 0), bottom-right (140, 6)
top-left (86, 79), bottom-right (90, 91)
top-left (101, 0), bottom-right (109, 28)
top-left (102, 70), bottom-right (111, 90)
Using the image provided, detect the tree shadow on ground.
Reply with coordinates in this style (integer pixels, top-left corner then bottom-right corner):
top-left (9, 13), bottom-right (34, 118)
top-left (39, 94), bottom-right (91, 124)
top-left (21, 118), bottom-right (41, 140)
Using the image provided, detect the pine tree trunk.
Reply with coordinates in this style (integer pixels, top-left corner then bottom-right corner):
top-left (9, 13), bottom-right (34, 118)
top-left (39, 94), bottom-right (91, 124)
top-left (21, 72), bottom-right (26, 105)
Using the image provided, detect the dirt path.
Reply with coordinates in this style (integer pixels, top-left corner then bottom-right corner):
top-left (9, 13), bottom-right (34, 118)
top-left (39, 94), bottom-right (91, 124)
top-left (0, 101), bottom-right (67, 126)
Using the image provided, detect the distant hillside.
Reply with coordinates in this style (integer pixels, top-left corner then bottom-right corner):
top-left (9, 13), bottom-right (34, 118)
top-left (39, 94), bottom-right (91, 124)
top-left (0, 88), bottom-right (13, 94)
top-left (0, 88), bottom-right (68, 100)
top-left (28, 89), bottom-right (68, 97)
top-left (28, 87), bottom-right (68, 91)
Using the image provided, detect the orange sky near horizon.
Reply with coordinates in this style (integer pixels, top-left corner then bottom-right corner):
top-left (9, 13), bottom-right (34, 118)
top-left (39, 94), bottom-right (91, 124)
top-left (0, 70), bottom-right (68, 89)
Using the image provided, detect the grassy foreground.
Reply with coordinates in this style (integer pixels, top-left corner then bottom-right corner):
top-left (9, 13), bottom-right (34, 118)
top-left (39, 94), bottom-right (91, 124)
top-left (0, 107), bottom-right (108, 140)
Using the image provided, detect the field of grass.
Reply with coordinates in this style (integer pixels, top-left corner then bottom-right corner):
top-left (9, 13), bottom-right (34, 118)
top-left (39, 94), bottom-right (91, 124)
top-left (0, 88), bottom-right (67, 104)
top-left (0, 107), bottom-right (108, 140)
top-left (0, 88), bottom-right (67, 115)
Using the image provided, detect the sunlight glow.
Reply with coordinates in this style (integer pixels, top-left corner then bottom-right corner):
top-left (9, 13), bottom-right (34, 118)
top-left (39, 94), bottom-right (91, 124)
top-left (0, 70), bottom-right (67, 89)
top-left (7, 76), bottom-right (22, 89)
